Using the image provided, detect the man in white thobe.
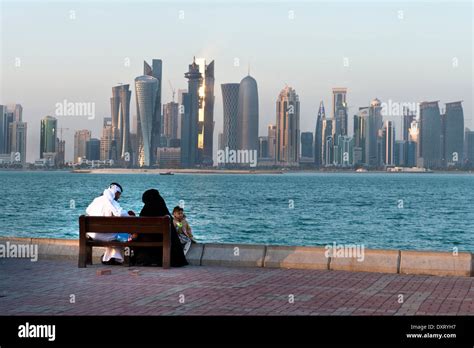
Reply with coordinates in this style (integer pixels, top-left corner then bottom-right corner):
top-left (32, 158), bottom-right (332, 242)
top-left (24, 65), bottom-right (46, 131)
top-left (85, 183), bottom-right (135, 264)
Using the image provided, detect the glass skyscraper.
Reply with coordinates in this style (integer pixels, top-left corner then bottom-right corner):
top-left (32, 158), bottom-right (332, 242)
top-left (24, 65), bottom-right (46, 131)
top-left (40, 115), bottom-right (57, 159)
top-left (135, 75), bottom-right (159, 167)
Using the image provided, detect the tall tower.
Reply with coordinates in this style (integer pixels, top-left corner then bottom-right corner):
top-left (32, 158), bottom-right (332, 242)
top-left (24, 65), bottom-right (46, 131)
top-left (314, 101), bottom-right (325, 166)
top-left (419, 101), bottom-right (442, 169)
top-left (332, 88), bottom-right (348, 139)
top-left (144, 59), bottom-right (163, 161)
top-left (443, 101), bottom-right (464, 167)
top-left (221, 83), bottom-right (240, 150)
top-left (181, 58), bottom-right (202, 168)
top-left (238, 75), bottom-right (259, 153)
top-left (383, 120), bottom-right (395, 166)
top-left (276, 86), bottom-right (300, 166)
top-left (40, 116), bottom-right (57, 158)
top-left (74, 129), bottom-right (91, 162)
top-left (196, 59), bottom-right (215, 166)
top-left (110, 84), bottom-right (132, 159)
top-left (135, 75), bottom-right (159, 167)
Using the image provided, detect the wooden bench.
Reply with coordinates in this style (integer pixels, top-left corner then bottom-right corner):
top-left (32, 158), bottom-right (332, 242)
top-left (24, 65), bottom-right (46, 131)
top-left (78, 215), bottom-right (171, 268)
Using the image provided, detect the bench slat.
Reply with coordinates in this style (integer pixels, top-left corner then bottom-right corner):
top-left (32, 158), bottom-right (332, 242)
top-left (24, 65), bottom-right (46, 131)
top-left (86, 224), bottom-right (166, 233)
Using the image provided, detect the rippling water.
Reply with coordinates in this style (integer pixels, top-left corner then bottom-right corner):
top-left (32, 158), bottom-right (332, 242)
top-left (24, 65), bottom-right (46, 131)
top-left (1, 171), bottom-right (473, 252)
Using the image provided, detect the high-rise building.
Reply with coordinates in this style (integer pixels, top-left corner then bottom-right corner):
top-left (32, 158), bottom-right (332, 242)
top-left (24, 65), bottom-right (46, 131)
top-left (314, 102), bottom-right (324, 166)
top-left (403, 107), bottom-right (416, 142)
top-left (13, 104), bottom-right (22, 122)
top-left (40, 116), bottom-right (57, 158)
top-left (301, 132), bottom-right (313, 159)
top-left (86, 138), bottom-right (101, 161)
top-left (56, 138), bottom-right (65, 166)
top-left (100, 122), bottom-right (114, 161)
top-left (258, 136), bottom-right (269, 158)
top-left (135, 75), bottom-right (159, 167)
top-left (321, 115), bottom-right (333, 166)
top-left (276, 86), bottom-right (300, 166)
top-left (110, 84), bottom-right (132, 159)
top-left (332, 88), bottom-right (348, 139)
top-left (10, 121), bottom-right (27, 164)
top-left (442, 101), bottom-right (464, 167)
top-left (334, 135), bottom-right (354, 167)
top-left (195, 59), bottom-right (215, 166)
top-left (238, 75), bottom-right (259, 155)
top-left (367, 99), bottom-right (383, 167)
top-left (353, 108), bottom-right (369, 165)
top-left (382, 121), bottom-right (395, 166)
top-left (221, 83), bottom-right (240, 151)
top-left (464, 128), bottom-right (474, 168)
top-left (181, 58), bottom-right (201, 168)
top-left (144, 59), bottom-right (163, 159)
top-left (394, 140), bottom-right (406, 166)
top-left (418, 101), bottom-right (442, 169)
top-left (267, 124), bottom-right (277, 160)
top-left (0, 106), bottom-right (14, 154)
top-left (162, 102), bottom-right (179, 145)
top-left (74, 130), bottom-right (91, 163)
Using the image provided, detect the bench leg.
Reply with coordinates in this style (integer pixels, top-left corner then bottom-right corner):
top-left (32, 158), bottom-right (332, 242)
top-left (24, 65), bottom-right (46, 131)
top-left (86, 246), bottom-right (93, 265)
top-left (78, 246), bottom-right (87, 268)
top-left (163, 229), bottom-right (171, 269)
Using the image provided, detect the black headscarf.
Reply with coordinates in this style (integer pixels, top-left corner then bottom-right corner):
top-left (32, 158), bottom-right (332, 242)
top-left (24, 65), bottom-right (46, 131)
top-left (137, 189), bottom-right (188, 267)
top-left (140, 189), bottom-right (170, 217)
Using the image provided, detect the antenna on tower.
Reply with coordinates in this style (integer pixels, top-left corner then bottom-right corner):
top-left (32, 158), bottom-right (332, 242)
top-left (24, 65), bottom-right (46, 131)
top-left (168, 80), bottom-right (176, 102)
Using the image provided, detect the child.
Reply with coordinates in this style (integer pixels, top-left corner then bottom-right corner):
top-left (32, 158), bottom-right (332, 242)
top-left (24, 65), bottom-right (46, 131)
top-left (172, 206), bottom-right (196, 255)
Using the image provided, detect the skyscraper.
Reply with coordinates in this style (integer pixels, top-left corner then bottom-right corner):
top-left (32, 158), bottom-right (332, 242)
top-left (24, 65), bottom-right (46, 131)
top-left (367, 99), bottom-right (383, 167)
top-left (221, 83), bottom-right (240, 151)
top-left (314, 102), bottom-right (324, 166)
top-left (86, 138), bottom-right (101, 161)
top-left (40, 116), bottom-right (57, 158)
top-left (267, 124), bottom-right (277, 161)
top-left (195, 59), bottom-right (215, 166)
top-left (332, 88), bottom-right (348, 139)
top-left (276, 86), bottom-right (300, 166)
top-left (110, 84), bottom-right (131, 159)
top-left (181, 58), bottom-right (201, 168)
top-left (419, 101), bottom-right (442, 169)
top-left (442, 101), bottom-right (464, 167)
top-left (100, 120), bottom-right (113, 161)
top-left (258, 136), bottom-right (269, 158)
top-left (382, 121), bottom-right (395, 166)
top-left (135, 75), bottom-right (159, 167)
top-left (464, 128), bottom-right (474, 168)
top-left (74, 130), bottom-right (91, 162)
top-left (144, 59), bottom-right (163, 162)
top-left (321, 114), bottom-right (333, 166)
top-left (301, 132), bottom-right (313, 159)
top-left (10, 121), bottom-right (27, 164)
top-left (0, 105), bottom-right (8, 154)
top-left (238, 75), bottom-right (259, 155)
top-left (162, 102), bottom-right (179, 144)
top-left (353, 108), bottom-right (369, 165)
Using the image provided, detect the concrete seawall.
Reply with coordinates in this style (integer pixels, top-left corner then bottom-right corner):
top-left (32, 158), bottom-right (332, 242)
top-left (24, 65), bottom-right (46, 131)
top-left (1, 237), bottom-right (472, 277)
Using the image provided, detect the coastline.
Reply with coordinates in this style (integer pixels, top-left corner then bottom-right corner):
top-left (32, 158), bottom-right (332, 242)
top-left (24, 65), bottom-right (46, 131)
top-left (1, 236), bottom-right (472, 277)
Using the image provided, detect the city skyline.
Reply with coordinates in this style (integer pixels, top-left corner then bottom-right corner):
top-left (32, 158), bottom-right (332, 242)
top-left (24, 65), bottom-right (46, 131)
top-left (1, 1), bottom-right (471, 163)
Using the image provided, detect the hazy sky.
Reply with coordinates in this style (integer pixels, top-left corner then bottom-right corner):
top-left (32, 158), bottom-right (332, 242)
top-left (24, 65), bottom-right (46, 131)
top-left (1, 0), bottom-right (472, 162)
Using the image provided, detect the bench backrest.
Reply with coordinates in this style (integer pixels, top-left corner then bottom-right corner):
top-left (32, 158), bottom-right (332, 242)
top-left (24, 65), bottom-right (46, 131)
top-left (79, 215), bottom-right (171, 234)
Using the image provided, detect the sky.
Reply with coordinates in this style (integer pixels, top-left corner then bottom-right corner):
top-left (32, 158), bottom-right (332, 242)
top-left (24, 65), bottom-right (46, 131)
top-left (1, 0), bottom-right (472, 162)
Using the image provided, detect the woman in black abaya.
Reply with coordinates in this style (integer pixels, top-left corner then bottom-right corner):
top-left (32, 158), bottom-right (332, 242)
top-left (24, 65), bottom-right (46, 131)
top-left (133, 189), bottom-right (188, 267)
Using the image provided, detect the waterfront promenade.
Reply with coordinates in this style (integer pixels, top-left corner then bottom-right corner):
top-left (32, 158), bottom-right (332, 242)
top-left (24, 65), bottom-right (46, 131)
top-left (1, 257), bottom-right (473, 316)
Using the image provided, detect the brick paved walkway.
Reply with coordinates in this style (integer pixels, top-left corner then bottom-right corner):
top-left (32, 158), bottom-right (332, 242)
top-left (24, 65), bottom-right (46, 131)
top-left (0, 258), bottom-right (473, 315)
